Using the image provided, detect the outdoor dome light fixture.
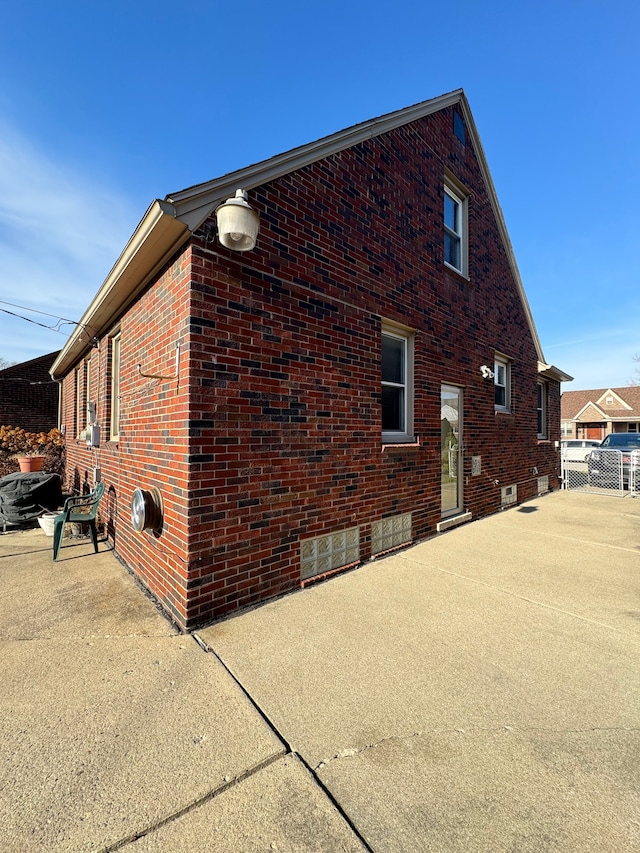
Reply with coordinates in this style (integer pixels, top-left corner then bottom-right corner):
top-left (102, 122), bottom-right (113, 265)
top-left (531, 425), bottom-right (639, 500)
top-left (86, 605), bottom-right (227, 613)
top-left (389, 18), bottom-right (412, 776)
top-left (480, 364), bottom-right (495, 380)
top-left (215, 189), bottom-right (260, 252)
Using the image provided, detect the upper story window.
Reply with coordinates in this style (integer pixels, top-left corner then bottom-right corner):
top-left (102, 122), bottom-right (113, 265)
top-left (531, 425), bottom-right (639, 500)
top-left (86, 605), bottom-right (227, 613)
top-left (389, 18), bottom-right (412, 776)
top-left (537, 381), bottom-right (547, 438)
top-left (444, 179), bottom-right (468, 276)
top-left (494, 355), bottom-right (511, 412)
top-left (453, 109), bottom-right (466, 144)
top-left (110, 333), bottom-right (121, 441)
top-left (382, 321), bottom-right (414, 444)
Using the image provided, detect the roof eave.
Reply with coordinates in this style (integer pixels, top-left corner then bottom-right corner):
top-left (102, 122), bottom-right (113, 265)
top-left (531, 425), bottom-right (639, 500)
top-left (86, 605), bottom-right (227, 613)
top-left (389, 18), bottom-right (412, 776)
top-left (538, 361), bottom-right (574, 383)
top-left (167, 89), bottom-right (466, 231)
top-left (52, 88), bottom-right (560, 382)
top-left (51, 200), bottom-right (190, 378)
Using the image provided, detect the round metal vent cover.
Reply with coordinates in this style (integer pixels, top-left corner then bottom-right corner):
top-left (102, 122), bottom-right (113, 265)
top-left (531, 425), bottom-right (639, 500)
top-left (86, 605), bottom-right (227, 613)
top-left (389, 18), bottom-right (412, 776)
top-left (131, 487), bottom-right (163, 533)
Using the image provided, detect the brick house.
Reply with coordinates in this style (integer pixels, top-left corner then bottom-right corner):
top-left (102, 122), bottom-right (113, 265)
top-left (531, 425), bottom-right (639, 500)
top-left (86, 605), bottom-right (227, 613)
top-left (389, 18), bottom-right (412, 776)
top-left (51, 89), bottom-right (570, 630)
top-left (0, 351), bottom-right (60, 433)
top-left (561, 386), bottom-right (640, 440)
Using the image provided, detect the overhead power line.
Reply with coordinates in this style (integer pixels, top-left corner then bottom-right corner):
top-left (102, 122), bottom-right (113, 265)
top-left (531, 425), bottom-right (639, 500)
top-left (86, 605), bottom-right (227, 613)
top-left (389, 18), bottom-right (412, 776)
top-left (0, 299), bottom-right (94, 338)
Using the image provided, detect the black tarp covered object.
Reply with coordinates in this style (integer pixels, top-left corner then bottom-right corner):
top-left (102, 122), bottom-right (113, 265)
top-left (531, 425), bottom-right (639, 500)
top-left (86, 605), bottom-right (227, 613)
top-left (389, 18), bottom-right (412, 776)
top-left (0, 472), bottom-right (63, 526)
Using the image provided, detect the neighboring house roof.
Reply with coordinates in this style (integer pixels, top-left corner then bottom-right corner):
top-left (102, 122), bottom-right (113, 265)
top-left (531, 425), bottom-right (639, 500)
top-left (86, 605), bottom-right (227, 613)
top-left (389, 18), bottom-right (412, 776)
top-left (51, 89), bottom-right (566, 381)
top-left (0, 351), bottom-right (60, 432)
top-left (0, 351), bottom-right (60, 384)
top-left (561, 387), bottom-right (640, 422)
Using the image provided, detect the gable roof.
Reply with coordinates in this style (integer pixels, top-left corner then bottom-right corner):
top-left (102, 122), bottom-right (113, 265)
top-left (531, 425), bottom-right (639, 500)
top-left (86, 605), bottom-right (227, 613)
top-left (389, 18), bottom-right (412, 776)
top-left (51, 89), bottom-right (564, 379)
top-left (0, 350), bottom-right (60, 378)
top-left (562, 386), bottom-right (640, 421)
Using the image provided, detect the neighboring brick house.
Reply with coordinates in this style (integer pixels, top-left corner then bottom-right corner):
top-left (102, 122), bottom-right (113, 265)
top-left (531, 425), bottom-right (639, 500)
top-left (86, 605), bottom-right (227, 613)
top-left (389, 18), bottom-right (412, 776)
top-left (0, 351), bottom-right (60, 433)
top-left (561, 387), bottom-right (640, 440)
top-left (51, 89), bottom-right (571, 630)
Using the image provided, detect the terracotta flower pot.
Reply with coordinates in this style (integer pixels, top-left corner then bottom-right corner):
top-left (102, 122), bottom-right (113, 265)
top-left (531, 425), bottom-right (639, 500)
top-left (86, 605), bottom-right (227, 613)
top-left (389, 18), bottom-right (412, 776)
top-left (17, 456), bottom-right (44, 473)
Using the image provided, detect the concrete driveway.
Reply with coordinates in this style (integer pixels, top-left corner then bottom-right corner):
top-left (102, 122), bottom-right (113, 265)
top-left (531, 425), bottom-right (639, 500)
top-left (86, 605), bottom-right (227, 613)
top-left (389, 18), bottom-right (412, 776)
top-left (1, 489), bottom-right (639, 851)
top-left (0, 527), bottom-right (363, 852)
top-left (198, 490), bottom-right (640, 852)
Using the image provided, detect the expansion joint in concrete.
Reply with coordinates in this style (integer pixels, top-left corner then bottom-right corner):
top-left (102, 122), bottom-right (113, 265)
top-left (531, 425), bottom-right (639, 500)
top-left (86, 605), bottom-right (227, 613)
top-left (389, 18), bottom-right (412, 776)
top-left (191, 632), bottom-right (376, 853)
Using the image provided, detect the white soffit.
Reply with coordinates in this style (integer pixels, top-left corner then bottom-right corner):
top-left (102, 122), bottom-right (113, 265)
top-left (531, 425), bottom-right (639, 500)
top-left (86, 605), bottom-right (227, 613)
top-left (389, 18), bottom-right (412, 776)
top-left (53, 88), bottom-right (556, 377)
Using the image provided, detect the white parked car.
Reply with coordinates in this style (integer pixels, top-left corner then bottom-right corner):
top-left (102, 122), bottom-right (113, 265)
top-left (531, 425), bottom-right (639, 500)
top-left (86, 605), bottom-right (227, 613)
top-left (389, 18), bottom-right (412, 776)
top-left (561, 439), bottom-right (601, 463)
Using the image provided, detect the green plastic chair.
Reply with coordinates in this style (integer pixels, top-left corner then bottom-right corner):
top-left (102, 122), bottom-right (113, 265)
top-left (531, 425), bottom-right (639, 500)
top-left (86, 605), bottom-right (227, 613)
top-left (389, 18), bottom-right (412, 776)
top-left (52, 482), bottom-right (106, 561)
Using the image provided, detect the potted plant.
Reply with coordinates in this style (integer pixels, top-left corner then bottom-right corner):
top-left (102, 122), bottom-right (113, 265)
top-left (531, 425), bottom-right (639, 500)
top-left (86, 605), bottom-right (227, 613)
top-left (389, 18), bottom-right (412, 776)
top-left (0, 426), bottom-right (63, 475)
top-left (16, 452), bottom-right (46, 473)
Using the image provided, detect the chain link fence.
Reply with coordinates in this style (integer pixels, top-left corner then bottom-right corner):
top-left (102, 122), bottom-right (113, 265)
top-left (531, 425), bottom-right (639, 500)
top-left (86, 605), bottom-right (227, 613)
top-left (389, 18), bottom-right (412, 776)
top-left (562, 447), bottom-right (639, 497)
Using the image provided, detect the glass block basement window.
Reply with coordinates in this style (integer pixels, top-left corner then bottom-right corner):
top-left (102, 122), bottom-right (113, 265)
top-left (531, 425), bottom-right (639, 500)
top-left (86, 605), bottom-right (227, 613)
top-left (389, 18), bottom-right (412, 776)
top-left (371, 512), bottom-right (412, 556)
top-left (300, 527), bottom-right (360, 580)
top-left (501, 484), bottom-right (518, 507)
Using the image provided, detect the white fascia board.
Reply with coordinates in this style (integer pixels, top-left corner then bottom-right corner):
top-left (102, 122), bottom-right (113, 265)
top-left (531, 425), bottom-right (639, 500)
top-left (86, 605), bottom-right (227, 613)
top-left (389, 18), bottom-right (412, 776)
top-left (537, 361), bottom-right (574, 383)
top-left (573, 401), bottom-right (607, 421)
top-left (595, 388), bottom-right (632, 410)
top-left (51, 200), bottom-right (190, 378)
top-left (170, 89), bottom-right (551, 372)
top-left (459, 98), bottom-right (546, 364)
top-left (167, 90), bottom-right (466, 230)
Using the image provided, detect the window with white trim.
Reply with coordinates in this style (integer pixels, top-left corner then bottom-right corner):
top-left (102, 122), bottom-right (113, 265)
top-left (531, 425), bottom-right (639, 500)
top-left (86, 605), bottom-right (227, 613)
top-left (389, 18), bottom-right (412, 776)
top-left (537, 381), bottom-right (547, 438)
top-left (85, 356), bottom-right (91, 429)
top-left (75, 367), bottom-right (83, 438)
top-left (444, 181), bottom-right (467, 276)
top-left (75, 357), bottom-right (92, 439)
top-left (494, 356), bottom-right (511, 412)
top-left (110, 333), bottom-right (121, 441)
top-left (382, 321), bottom-right (414, 443)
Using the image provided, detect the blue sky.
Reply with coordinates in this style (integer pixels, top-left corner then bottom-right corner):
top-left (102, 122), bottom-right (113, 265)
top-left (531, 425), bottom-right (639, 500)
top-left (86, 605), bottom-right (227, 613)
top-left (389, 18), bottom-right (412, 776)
top-left (0, 0), bottom-right (638, 390)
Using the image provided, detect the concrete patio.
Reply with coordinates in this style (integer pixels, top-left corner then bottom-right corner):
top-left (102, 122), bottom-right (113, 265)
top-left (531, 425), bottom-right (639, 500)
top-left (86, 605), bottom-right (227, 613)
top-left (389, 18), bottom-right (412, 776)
top-left (1, 489), bottom-right (638, 851)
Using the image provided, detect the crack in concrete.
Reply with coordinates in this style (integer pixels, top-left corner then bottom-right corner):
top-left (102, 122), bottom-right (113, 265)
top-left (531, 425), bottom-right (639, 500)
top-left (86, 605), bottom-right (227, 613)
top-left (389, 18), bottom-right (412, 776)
top-left (314, 730), bottom-right (427, 770)
top-left (400, 556), bottom-right (632, 634)
top-left (313, 724), bottom-right (640, 771)
top-left (99, 750), bottom-right (287, 852)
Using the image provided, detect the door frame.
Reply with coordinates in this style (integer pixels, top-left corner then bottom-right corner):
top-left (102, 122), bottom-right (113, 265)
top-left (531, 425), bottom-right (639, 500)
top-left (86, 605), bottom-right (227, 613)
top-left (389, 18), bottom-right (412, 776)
top-left (441, 384), bottom-right (463, 517)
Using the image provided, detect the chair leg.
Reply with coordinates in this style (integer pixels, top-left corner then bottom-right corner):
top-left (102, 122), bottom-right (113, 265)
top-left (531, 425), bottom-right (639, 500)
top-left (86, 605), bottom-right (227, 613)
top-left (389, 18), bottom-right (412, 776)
top-left (89, 521), bottom-right (98, 554)
top-left (52, 520), bottom-right (65, 561)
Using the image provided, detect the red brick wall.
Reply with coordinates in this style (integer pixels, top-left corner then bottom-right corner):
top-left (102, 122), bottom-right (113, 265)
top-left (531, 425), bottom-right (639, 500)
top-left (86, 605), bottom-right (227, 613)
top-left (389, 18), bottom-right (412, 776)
top-left (62, 253), bottom-right (194, 625)
top-left (60, 104), bottom-right (562, 629)
top-left (0, 351), bottom-right (59, 433)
